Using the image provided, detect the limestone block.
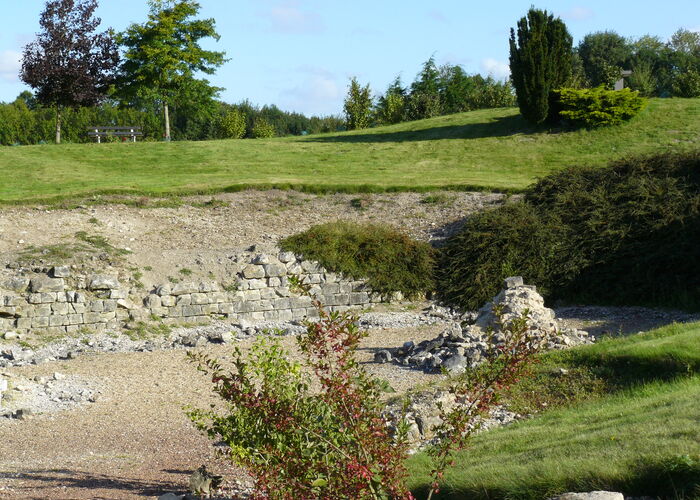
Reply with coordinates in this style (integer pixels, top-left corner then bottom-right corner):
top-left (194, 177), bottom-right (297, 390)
top-left (30, 277), bottom-right (65, 293)
top-left (32, 317), bottom-right (50, 328)
top-left (55, 292), bottom-right (67, 303)
top-left (160, 295), bottom-right (176, 307)
top-left (88, 275), bottom-right (120, 290)
top-left (242, 265), bottom-right (265, 279)
top-left (247, 279), bottom-right (267, 290)
top-left (273, 298), bottom-right (291, 309)
top-left (68, 314), bottom-right (83, 325)
top-left (110, 289), bottom-right (128, 299)
top-left (168, 306), bottom-right (183, 318)
top-left (51, 303), bottom-right (70, 315)
top-left (210, 292), bottom-right (226, 303)
top-left (277, 309), bottom-right (293, 322)
top-left (102, 300), bottom-right (117, 313)
top-left (264, 310), bottom-right (280, 321)
top-left (28, 294), bottom-right (43, 304)
top-left (268, 277), bottom-right (282, 287)
top-left (218, 303), bottom-right (234, 315)
top-left (0, 306), bottom-right (16, 318)
top-left (49, 315), bottom-right (68, 327)
top-left (51, 266), bottom-right (71, 278)
top-left (16, 318), bottom-right (31, 329)
top-left (275, 287), bottom-right (291, 297)
top-left (191, 293), bottom-right (209, 305)
top-left (176, 294), bottom-right (192, 306)
top-left (286, 262), bottom-right (303, 274)
top-left (172, 282), bottom-right (198, 295)
top-left (321, 283), bottom-right (340, 295)
top-left (324, 272), bottom-right (338, 283)
top-left (40, 293), bottom-right (57, 304)
top-left (72, 303), bottom-right (87, 314)
top-left (4, 277), bottom-right (29, 292)
top-left (182, 305), bottom-right (203, 317)
top-left (90, 301), bottom-right (104, 313)
top-left (202, 304), bottom-right (219, 315)
top-left (84, 312), bottom-right (103, 324)
top-left (155, 284), bottom-right (172, 296)
top-left (34, 305), bottom-right (52, 317)
top-left (242, 290), bottom-right (261, 301)
top-left (339, 283), bottom-right (353, 294)
top-left (149, 307), bottom-right (168, 317)
top-left (3, 295), bottom-right (23, 307)
top-left (278, 251), bottom-right (296, 263)
top-left (260, 288), bottom-right (277, 300)
top-left (350, 292), bottom-right (370, 304)
top-left (263, 263), bottom-right (286, 278)
top-left (144, 295), bottom-right (162, 309)
top-left (199, 282), bottom-right (220, 293)
top-left (100, 311), bottom-right (116, 321)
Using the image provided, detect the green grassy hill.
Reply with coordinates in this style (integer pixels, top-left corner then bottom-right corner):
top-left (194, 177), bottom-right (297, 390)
top-left (407, 321), bottom-right (700, 499)
top-left (0, 98), bottom-right (698, 203)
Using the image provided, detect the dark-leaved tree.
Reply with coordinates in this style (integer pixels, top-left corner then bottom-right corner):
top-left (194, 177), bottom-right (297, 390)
top-left (20, 0), bottom-right (118, 144)
top-left (116, 0), bottom-right (227, 141)
top-left (509, 8), bottom-right (573, 125)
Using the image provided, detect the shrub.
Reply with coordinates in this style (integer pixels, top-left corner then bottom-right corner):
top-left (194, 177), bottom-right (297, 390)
top-left (188, 298), bottom-right (544, 499)
top-left (280, 221), bottom-right (435, 299)
top-left (554, 86), bottom-right (647, 127)
top-left (218, 108), bottom-right (246, 138)
top-left (672, 69), bottom-right (700, 98)
top-left (251, 118), bottom-right (276, 138)
top-left (437, 151), bottom-right (700, 311)
top-left (437, 202), bottom-right (565, 311)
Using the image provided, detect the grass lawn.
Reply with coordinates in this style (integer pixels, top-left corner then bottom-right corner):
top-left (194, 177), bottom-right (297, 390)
top-left (0, 98), bottom-right (698, 203)
top-left (406, 322), bottom-right (700, 499)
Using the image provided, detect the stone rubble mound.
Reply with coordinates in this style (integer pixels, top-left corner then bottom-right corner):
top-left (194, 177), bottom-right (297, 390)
top-left (383, 277), bottom-right (592, 373)
top-left (1, 371), bottom-right (100, 420)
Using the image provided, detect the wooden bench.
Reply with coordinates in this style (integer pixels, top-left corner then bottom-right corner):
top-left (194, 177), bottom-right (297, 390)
top-left (87, 126), bottom-right (143, 143)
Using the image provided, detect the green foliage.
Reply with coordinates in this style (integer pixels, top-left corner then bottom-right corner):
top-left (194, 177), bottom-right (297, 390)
top-left (116, 0), bottom-right (227, 139)
top-left (509, 8), bottom-right (574, 124)
top-left (437, 150), bottom-right (700, 311)
top-left (673, 69), bottom-right (700, 97)
top-left (217, 108), bottom-right (246, 139)
top-left (344, 77), bottom-right (373, 130)
top-left (251, 118), bottom-right (276, 139)
top-left (555, 86), bottom-right (647, 127)
top-left (437, 202), bottom-right (565, 310)
top-left (577, 31), bottom-right (632, 88)
top-left (280, 221), bottom-right (435, 299)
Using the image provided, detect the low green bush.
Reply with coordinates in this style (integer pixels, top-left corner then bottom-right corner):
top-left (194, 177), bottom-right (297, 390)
top-left (554, 86), bottom-right (647, 127)
top-left (280, 221), bottom-right (435, 299)
top-left (437, 150), bottom-right (700, 311)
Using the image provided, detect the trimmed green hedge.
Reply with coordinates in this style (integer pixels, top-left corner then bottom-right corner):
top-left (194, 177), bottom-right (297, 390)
top-left (280, 221), bottom-right (435, 299)
top-left (438, 150), bottom-right (700, 310)
top-left (554, 86), bottom-right (647, 127)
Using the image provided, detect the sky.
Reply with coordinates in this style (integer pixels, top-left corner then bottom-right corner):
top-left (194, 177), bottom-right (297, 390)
top-left (0, 0), bottom-right (698, 116)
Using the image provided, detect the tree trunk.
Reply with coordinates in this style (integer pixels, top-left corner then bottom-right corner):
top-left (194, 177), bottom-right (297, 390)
top-left (163, 102), bottom-right (171, 141)
top-left (55, 106), bottom-right (62, 144)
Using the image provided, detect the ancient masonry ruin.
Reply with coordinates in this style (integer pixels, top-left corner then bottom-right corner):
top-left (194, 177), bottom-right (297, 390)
top-left (0, 252), bottom-right (380, 336)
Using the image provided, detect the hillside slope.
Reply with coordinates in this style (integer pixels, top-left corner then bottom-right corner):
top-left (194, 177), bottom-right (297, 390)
top-left (0, 98), bottom-right (697, 203)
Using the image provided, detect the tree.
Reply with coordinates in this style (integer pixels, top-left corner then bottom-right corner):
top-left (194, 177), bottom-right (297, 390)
top-left (407, 56), bottom-right (442, 120)
top-left (509, 8), bottom-right (573, 124)
top-left (577, 31), bottom-right (631, 88)
top-left (375, 76), bottom-right (406, 124)
top-left (116, 0), bottom-right (227, 141)
top-left (20, 0), bottom-right (118, 144)
top-left (343, 77), bottom-right (372, 130)
top-left (218, 108), bottom-right (246, 139)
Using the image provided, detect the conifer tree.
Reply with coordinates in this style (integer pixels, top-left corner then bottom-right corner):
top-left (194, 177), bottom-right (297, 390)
top-left (509, 8), bottom-right (573, 124)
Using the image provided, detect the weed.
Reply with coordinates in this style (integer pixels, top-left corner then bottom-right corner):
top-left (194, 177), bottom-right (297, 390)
top-left (178, 268), bottom-right (193, 277)
top-left (168, 276), bottom-right (180, 284)
top-left (87, 217), bottom-right (101, 225)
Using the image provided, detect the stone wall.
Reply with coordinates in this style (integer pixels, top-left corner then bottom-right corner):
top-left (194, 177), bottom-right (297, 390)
top-left (0, 252), bottom-right (380, 336)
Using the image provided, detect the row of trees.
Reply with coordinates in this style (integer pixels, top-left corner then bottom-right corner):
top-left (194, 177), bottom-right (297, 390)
top-left (508, 8), bottom-right (700, 125)
top-left (344, 57), bottom-right (516, 130)
top-left (0, 93), bottom-right (345, 145)
top-left (20, 0), bottom-right (226, 143)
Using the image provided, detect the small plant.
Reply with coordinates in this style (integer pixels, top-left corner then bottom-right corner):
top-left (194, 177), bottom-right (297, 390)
top-left (350, 196), bottom-right (372, 210)
top-left (420, 193), bottom-right (452, 205)
top-left (143, 265), bottom-right (153, 271)
top-left (222, 282), bottom-right (238, 292)
top-left (188, 293), bottom-right (544, 499)
top-left (179, 268), bottom-right (193, 276)
top-left (168, 276), bottom-right (180, 284)
top-left (554, 86), bottom-right (647, 127)
top-left (74, 231), bottom-right (131, 256)
top-left (87, 217), bottom-right (101, 225)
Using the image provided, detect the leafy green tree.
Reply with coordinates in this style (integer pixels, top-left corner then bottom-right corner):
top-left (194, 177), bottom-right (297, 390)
top-left (509, 8), bottom-right (573, 124)
top-left (343, 77), bottom-right (372, 130)
top-left (577, 31), bottom-right (631, 88)
top-left (375, 76), bottom-right (406, 124)
top-left (116, 0), bottom-right (227, 141)
top-left (20, 0), bottom-right (118, 144)
top-left (407, 56), bottom-right (442, 120)
top-left (218, 108), bottom-right (246, 139)
top-left (251, 117), bottom-right (276, 138)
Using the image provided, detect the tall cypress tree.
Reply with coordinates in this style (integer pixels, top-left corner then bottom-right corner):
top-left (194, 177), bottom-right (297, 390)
top-left (509, 8), bottom-right (573, 124)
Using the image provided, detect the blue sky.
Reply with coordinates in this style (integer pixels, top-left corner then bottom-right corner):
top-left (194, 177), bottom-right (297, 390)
top-left (1, 1), bottom-right (698, 115)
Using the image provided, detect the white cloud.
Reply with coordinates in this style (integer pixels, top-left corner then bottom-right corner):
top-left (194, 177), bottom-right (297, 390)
top-left (480, 58), bottom-right (510, 80)
top-left (264, 1), bottom-right (324, 35)
top-left (0, 50), bottom-right (22, 83)
top-left (280, 69), bottom-right (343, 116)
top-left (561, 6), bottom-right (594, 22)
